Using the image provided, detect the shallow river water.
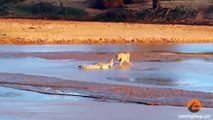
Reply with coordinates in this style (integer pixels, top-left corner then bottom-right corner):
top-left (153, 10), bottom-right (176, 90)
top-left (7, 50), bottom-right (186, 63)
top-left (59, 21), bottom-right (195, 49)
top-left (0, 44), bottom-right (213, 120)
top-left (0, 44), bottom-right (213, 92)
top-left (0, 43), bottom-right (213, 53)
top-left (1, 86), bottom-right (212, 120)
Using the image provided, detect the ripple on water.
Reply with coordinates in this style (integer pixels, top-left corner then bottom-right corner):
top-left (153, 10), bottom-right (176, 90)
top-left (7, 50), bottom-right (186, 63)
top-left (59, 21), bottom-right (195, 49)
top-left (0, 44), bottom-right (212, 93)
top-left (0, 57), bottom-right (213, 92)
top-left (106, 77), bottom-right (181, 86)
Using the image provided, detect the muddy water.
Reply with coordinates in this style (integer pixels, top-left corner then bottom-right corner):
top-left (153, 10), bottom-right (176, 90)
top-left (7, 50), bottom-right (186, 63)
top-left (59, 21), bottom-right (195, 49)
top-left (0, 44), bottom-right (213, 93)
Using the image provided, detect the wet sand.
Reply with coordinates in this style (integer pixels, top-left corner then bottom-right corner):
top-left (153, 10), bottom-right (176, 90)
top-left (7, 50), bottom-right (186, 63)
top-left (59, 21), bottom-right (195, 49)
top-left (0, 51), bottom-right (212, 62)
top-left (0, 19), bottom-right (213, 44)
top-left (1, 73), bottom-right (213, 108)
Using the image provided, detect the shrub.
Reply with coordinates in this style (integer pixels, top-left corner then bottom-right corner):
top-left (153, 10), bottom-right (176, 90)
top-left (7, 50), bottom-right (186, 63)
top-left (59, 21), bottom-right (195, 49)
top-left (136, 5), bottom-right (197, 22)
top-left (94, 8), bottom-right (129, 22)
top-left (15, 2), bottom-right (87, 19)
top-left (94, 0), bottom-right (106, 9)
top-left (0, 0), bottom-right (26, 4)
top-left (0, 5), bottom-right (9, 16)
top-left (93, 0), bottom-right (123, 9)
top-left (135, 9), bottom-right (152, 20)
top-left (166, 5), bottom-right (197, 20)
top-left (205, 5), bottom-right (213, 19)
top-left (123, 0), bottom-right (132, 4)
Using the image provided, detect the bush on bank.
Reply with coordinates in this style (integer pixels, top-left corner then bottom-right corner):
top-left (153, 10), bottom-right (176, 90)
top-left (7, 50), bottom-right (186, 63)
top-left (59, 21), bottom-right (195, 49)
top-left (15, 2), bottom-right (87, 19)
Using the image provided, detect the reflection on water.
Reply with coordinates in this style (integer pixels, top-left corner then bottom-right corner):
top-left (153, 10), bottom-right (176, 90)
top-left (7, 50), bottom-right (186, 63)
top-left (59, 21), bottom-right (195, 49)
top-left (0, 91), bottom-right (20, 97)
top-left (0, 57), bottom-right (212, 92)
top-left (0, 43), bottom-right (213, 53)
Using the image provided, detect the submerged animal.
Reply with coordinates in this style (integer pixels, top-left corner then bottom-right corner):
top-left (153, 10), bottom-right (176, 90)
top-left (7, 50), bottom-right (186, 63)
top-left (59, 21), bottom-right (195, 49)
top-left (79, 58), bottom-right (114, 70)
top-left (116, 52), bottom-right (131, 66)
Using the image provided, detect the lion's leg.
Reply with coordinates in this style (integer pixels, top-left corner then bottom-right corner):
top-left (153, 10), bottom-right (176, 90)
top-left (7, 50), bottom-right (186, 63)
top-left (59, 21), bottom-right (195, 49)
top-left (126, 57), bottom-right (132, 65)
top-left (126, 61), bottom-right (132, 65)
top-left (119, 60), bottom-right (124, 66)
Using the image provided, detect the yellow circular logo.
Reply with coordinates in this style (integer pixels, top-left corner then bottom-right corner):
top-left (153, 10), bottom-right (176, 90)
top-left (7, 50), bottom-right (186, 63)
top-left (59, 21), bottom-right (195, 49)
top-left (187, 99), bottom-right (202, 113)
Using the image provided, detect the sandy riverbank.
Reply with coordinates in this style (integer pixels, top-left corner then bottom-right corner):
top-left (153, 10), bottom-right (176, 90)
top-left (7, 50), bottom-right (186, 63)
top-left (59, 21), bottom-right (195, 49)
top-left (0, 51), bottom-right (212, 63)
top-left (1, 73), bottom-right (213, 108)
top-left (0, 19), bottom-right (213, 44)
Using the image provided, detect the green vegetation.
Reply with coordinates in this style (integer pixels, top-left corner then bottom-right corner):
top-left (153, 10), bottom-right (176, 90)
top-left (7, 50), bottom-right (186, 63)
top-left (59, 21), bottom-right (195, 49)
top-left (123, 0), bottom-right (132, 4)
top-left (166, 5), bottom-right (197, 20)
top-left (0, 0), bottom-right (26, 4)
top-left (0, 0), bottom-right (212, 25)
top-left (36, 2), bottom-right (85, 19)
top-left (205, 5), bottom-right (213, 19)
top-left (10, 2), bottom-right (87, 19)
top-left (94, 9), bottom-right (130, 22)
top-left (0, 5), bottom-right (8, 16)
top-left (136, 5), bottom-right (197, 22)
top-left (93, 0), bottom-right (123, 9)
top-left (94, 5), bottom-right (197, 23)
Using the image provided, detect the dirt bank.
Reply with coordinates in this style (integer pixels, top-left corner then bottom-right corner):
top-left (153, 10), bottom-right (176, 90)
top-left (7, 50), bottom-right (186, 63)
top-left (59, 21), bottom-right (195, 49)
top-left (0, 19), bottom-right (213, 44)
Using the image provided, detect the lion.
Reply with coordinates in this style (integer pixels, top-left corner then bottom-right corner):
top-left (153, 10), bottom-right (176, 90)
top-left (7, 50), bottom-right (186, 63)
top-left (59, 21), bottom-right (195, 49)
top-left (79, 58), bottom-right (114, 70)
top-left (116, 52), bottom-right (131, 66)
